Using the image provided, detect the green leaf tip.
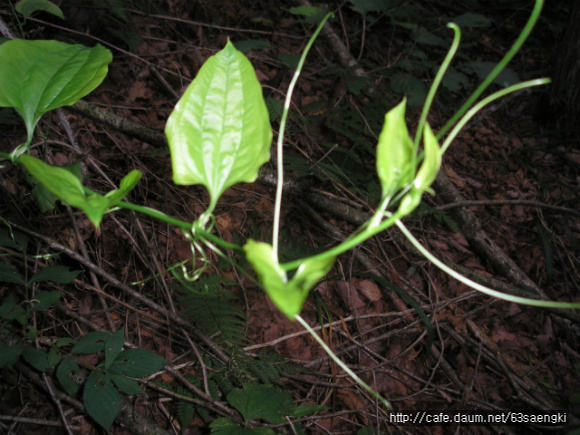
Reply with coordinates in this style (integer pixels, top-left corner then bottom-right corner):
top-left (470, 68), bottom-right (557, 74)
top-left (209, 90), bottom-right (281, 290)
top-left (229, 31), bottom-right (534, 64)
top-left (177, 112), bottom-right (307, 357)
top-left (20, 155), bottom-right (142, 228)
top-left (244, 240), bottom-right (334, 319)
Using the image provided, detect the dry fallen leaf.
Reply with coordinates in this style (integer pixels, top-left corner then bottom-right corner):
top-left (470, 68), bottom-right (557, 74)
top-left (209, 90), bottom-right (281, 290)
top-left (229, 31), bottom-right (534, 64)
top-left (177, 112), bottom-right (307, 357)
top-left (356, 279), bottom-right (382, 302)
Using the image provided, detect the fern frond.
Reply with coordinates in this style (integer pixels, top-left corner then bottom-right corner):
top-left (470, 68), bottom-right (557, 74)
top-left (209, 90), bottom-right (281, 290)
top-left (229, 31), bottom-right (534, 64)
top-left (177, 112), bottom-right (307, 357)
top-left (174, 275), bottom-right (248, 346)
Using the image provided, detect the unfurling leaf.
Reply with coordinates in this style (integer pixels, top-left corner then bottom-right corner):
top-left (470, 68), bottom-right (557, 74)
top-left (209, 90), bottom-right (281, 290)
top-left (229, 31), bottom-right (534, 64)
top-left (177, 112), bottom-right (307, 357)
top-left (165, 40), bottom-right (272, 213)
top-left (397, 123), bottom-right (441, 215)
top-left (244, 240), bottom-right (334, 319)
top-left (376, 98), bottom-right (415, 202)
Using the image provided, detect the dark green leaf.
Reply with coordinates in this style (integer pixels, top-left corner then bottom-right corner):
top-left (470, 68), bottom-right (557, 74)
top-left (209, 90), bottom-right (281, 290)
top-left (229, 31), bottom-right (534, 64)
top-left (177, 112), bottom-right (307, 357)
top-left (226, 384), bottom-right (295, 424)
top-left (104, 328), bottom-right (125, 370)
top-left (15, 0), bottom-right (64, 19)
top-left (463, 61), bottom-right (519, 87)
top-left (452, 12), bottom-right (491, 28)
top-left (22, 346), bottom-right (50, 371)
top-left (0, 228), bottom-right (28, 251)
top-left (0, 263), bottom-right (25, 285)
top-left (30, 266), bottom-right (82, 285)
top-left (56, 356), bottom-right (80, 396)
top-left (390, 73), bottom-right (428, 106)
top-left (0, 342), bottom-right (23, 368)
top-left (108, 348), bottom-right (166, 377)
top-left (83, 371), bottom-right (120, 431)
top-left (71, 331), bottom-right (110, 354)
top-left (0, 294), bottom-right (27, 325)
top-left (29, 291), bottom-right (62, 312)
top-left (347, 0), bottom-right (391, 18)
top-left (109, 373), bottom-right (144, 395)
top-left (210, 417), bottom-right (276, 435)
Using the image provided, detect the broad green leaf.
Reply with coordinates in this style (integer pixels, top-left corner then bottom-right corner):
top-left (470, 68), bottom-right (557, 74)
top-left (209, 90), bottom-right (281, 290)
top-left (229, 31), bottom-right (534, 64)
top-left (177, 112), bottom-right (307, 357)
top-left (15, 0), bottom-right (64, 19)
top-left (347, 0), bottom-right (391, 18)
top-left (24, 325), bottom-right (38, 340)
top-left (390, 73), bottom-right (429, 106)
top-left (29, 291), bottom-right (61, 312)
top-left (0, 228), bottom-right (29, 251)
top-left (243, 240), bottom-right (334, 319)
top-left (0, 39), bottom-right (111, 153)
top-left (108, 348), bottom-right (167, 377)
top-left (0, 342), bottom-right (23, 368)
top-left (226, 384), bottom-right (295, 424)
top-left (109, 373), bottom-right (144, 395)
top-left (47, 346), bottom-right (62, 367)
top-left (25, 162), bottom-right (82, 212)
top-left (376, 98), bottom-right (415, 201)
top-left (71, 331), bottom-right (110, 354)
top-left (105, 327), bottom-right (125, 370)
top-left (210, 417), bottom-right (276, 435)
top-left (0, 294), bottom-right (27, 324)
top-left (165, 40), bottom-right (272, 212)
top-left (22, 346), bottom-right (50, 371)
top-left (56, 356), bottom-right (80, 395)
top-left (83, 371), bottom-right (120, 431)
top-left (0, 262), bottom-right (25, 285)
top-left (287, 5), bottom-right (328, 24)
top-left (30, 266), bottom-right (82, 284)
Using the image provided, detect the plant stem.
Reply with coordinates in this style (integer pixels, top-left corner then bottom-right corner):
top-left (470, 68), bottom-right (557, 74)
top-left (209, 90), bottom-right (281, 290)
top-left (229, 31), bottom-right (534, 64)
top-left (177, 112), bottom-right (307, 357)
top-left (437, 0), bottom-right (544, 140)
top-left (440, 78), bottom-right (550, 154)
top-left (272, 12), bottom-right (333, 262)
top-left (395, 219), bottom-right (580, 309)
top-left (415, 23), bottom-right (460, 149)
top-left (116, 202), bottom-right (243, 252)
top-left (295, 314), bottom-right (391, 410)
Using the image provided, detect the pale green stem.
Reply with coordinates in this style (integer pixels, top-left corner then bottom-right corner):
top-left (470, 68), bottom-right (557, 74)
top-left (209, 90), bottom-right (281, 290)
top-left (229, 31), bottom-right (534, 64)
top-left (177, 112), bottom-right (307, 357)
top-left (295, 314), bottom-right (391, 410)
top-left (395, 219), bottom-right (580, 309)
top-left (414, 23), bottom-right (461, 150)
top-left (272, 12), bottom-right (333, 262)
top-left (437, 0), bottom-right (544, 140)
top-left (441, 78), bottom-right (550, 154)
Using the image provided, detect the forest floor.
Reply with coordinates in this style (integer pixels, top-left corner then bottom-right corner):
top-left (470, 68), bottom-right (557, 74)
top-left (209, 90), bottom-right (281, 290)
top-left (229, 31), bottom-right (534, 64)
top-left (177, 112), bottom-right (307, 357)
top-left (0, 1), bottom-right (579, 434)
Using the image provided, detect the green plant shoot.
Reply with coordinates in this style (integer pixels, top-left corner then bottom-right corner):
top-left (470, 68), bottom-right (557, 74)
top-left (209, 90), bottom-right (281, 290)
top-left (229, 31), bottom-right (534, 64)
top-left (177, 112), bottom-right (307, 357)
top-left (19, 155), bottom-right (142, 228)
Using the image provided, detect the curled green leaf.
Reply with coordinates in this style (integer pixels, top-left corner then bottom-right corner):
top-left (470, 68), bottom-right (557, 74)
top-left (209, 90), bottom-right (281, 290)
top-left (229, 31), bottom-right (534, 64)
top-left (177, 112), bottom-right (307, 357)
top-left (20, 155), bottom-right (142, 227)
top-left (244, 240), bottom-right (334, 319)
top-left (397, 123), bottom-right (441, 216)
top-left (376, 98), bottom-right (415, 202)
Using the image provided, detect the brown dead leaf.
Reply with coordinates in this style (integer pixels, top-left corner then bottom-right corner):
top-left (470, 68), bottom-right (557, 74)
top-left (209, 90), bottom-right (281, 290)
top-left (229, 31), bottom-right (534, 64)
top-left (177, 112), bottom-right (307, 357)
top-left (356, 279), bottom-right (382, 302)
top-left (444, 165), bottom-right (466, 188)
